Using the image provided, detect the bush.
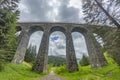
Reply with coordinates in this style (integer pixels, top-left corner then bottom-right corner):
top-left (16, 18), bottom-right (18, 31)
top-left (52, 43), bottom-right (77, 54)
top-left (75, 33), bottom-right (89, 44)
top-left (0, 49), bottom-right (14, 71)
top-left (54, 65), bottom-right (67, 74)
top-left (0, 50), bottom-right (14, 62)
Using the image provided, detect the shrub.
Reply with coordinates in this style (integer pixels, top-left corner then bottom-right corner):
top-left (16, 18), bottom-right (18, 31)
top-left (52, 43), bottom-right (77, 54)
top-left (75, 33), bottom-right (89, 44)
top-left (54, 65), bottom-right (67, 74)
top-left (0, 49), bottom-right (14, 71)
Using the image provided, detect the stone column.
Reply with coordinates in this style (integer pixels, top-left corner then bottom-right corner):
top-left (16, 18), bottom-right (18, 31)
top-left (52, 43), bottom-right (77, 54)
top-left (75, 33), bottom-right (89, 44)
top-left (84, 32), bottom-right (107, 68)
top-left (12, 29), bottom-right (30, 64)
top-left (90, 33), bottom-right (107, 67)
top-left (66, 28), bottom-right (79, 72)
top-left (33, 29), bottom-right (49, 73)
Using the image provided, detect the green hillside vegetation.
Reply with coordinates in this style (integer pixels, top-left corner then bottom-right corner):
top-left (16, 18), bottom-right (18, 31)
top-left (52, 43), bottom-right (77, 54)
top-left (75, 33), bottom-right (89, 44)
top-left (54, 52), bottom-right (120, 80)
top-left (0, 62), bottom-right (46, 80)
top-left (48, 55), bottom-right (66, 66)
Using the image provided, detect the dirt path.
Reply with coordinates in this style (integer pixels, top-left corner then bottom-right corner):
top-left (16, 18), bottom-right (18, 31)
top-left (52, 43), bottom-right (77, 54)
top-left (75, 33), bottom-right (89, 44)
top-left (37, 71), bottom-right (66, 80)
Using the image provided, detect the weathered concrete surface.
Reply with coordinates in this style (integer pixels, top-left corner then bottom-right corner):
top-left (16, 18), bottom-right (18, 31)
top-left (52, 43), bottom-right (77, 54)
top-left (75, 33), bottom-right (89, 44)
top-left (12, 22), bottom-right (108, 72)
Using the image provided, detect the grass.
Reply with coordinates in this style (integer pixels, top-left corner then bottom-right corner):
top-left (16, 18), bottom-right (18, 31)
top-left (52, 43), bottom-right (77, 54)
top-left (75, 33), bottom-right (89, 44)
top-left (54, 52), bottom-right (120, 80)
top-left (0, 52), bottom-right (120, 80)
top-left (0, 62), bottom-right (46, 80)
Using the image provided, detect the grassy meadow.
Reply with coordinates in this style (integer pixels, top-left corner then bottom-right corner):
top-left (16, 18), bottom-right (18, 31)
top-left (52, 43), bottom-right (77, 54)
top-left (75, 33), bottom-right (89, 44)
top-left (0, 62), bottom-right (46, 80)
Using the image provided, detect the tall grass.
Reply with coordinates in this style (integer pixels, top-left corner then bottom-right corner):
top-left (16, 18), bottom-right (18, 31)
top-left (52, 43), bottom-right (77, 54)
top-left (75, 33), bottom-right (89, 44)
top-left (0, 62), bottom-right (46, 80)
top-left (54, 52), bottom-right (120, 80)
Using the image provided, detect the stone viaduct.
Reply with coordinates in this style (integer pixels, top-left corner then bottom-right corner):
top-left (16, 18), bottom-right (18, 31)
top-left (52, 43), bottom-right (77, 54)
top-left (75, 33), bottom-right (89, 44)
top-left (12, 22), bottom-right (107, 73)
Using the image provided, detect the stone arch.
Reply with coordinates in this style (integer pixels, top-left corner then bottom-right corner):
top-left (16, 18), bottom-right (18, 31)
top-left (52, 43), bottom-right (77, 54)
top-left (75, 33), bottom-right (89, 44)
top-left (48, 26), bottom-right (66, 55)
top-left (49, 26), bottom-right (79, 72)
top-left (27, 26), bottom-right (44, 55)
top-left (15, 26), bottom-right (22, 43)
top-left (48, 31), bottom-right (66, 66)
top-left (71, 27), bottom-right (89, 65)
top-left (71, 27), bottom-right (107, 68)
top-left (12, 22), bottom-right (107, 73)
top-left (72, 27), bottom-right (87, 34)
top-left (28, 26), bottom-right (44, 36)
top-left (49, 26), bottom-right (66, 35)
top-left (12, 26), bottom-right (44, 64)
top-left (45, 26), bottom-right (66, 72)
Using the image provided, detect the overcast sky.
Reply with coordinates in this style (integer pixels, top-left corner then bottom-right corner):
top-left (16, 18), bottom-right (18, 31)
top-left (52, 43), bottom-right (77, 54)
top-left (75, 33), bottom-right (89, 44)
top-left (18, 0), bottom-right (88, 59)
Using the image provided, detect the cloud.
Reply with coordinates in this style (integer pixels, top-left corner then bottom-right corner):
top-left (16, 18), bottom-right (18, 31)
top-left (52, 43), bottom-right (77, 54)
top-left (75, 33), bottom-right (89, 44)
top-left (19, 0), bottom-right (88, 59)
top-left (28, 31), bottom-right (88, 59)
top-left (19, 0), bottom-right (52, 22)
top-left (72, 32), bottom-right (88, 58)
top-left (18, 0), bottom-right (84, 23)
top-left (48, 31), bottom-right (66, 56)
top-left (28, 31), bottom-right (43, 53)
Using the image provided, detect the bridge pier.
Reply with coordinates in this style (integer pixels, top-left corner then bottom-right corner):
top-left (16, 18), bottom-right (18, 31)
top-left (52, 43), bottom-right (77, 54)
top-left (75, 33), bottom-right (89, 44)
top-left (66, 28), bottom-right (79, 72)
top-left (90, 33), bottom-right (107, 67)
top-left (12, 30), bottom-right (30, 64)
top-left (84, 32), bottom-right (107, 68)
top-left (33, 29), bottom-right (49, 73)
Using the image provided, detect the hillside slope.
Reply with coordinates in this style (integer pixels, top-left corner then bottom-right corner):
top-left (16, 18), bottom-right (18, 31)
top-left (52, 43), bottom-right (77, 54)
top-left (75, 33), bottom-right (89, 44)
top-left (0, 62), bottom-right (45, 80)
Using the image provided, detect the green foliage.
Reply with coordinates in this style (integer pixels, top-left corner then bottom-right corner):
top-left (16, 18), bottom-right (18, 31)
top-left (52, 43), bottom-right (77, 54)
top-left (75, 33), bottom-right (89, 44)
top-left (54, 65), bottom-right (67, 74)
top-left (104, 30), bottom-right (120, 66)
top-left (104, 51), bottom-right (116, 64)
top-left (0, 62), bottom-right (46, 80)
top-left (0, 0), bottom-right (19, 47)
top-left (79, 54), bottom-right (90, 66)
top-left (24, 45), bottom-right (37, 64)
top-left (0, 0), bottom-right (19, 70)
top-left (48, 55), bottom-right (66, 67)
top-left (90, 27), bottom-right (120, 66)
top-left (54, 52), bottom-right (120, 80)
top-left (0, 49), bottom-right (17, 71)
top-left (47, 64), bottom-right (53, 73)
top-left (0, 61), bottom-right (4, 71)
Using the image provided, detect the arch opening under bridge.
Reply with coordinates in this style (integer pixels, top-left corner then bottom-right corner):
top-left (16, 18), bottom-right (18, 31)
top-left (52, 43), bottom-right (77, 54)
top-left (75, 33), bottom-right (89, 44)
top-left (12, 22), bottom-right (107, 73)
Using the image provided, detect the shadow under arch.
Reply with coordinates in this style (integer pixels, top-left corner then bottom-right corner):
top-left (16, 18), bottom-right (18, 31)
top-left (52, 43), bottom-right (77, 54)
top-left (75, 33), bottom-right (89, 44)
top-left (49, 26), bottom-right (66, 35)
top-left (71, 27), bottom-right (87, 34)
top-left (28, 26), bottom-right (44, 36)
